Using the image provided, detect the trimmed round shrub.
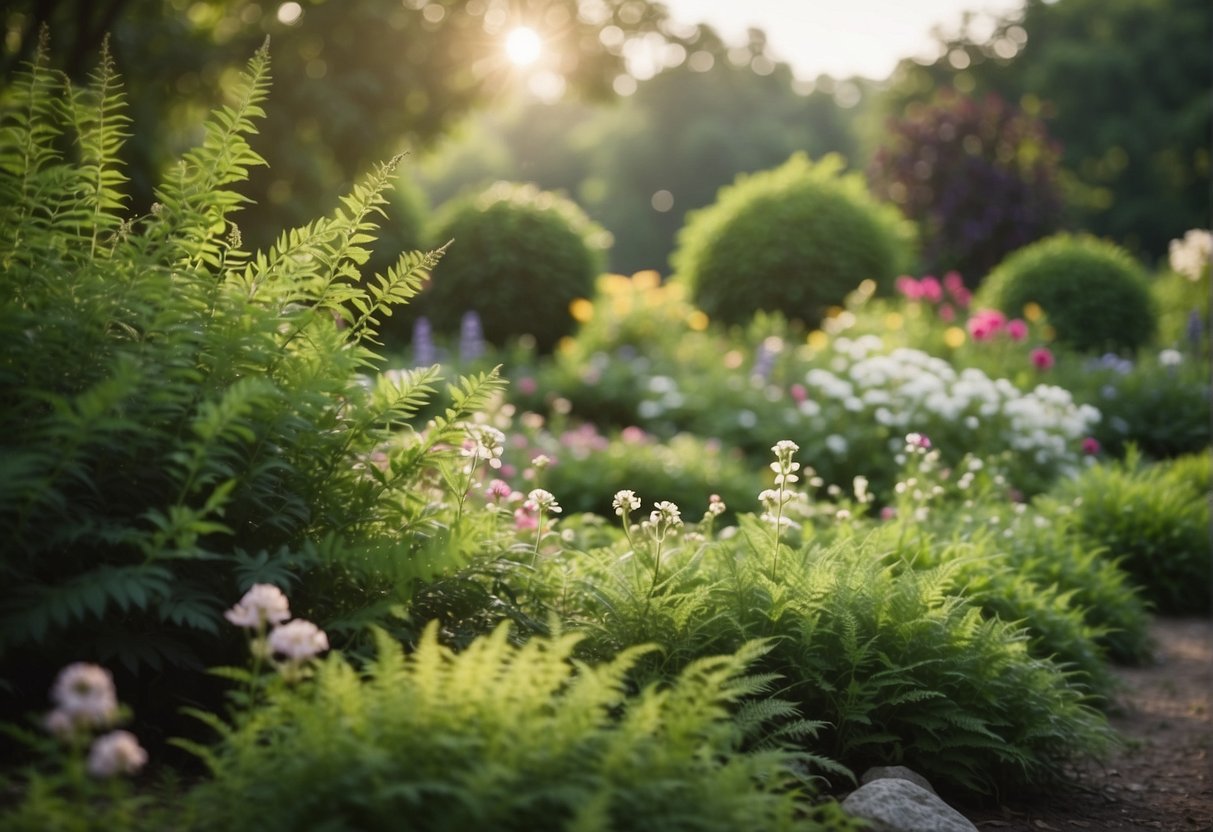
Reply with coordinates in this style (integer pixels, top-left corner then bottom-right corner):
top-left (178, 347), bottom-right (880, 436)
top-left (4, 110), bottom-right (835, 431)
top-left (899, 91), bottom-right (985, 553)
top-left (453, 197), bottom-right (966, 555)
top-left (979, 233), bottom-right (1156, 352)
top-left (671, 153), bottom-right (914, 329)
top-left (421, 182), bottom-right (609, 351)
top-left (867, 90), bottom-right (1066, 286)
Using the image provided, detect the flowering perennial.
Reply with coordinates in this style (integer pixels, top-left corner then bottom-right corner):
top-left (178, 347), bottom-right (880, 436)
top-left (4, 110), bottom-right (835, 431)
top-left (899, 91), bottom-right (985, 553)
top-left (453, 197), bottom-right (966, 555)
top-left (224, 583), bottom-right (291, 629)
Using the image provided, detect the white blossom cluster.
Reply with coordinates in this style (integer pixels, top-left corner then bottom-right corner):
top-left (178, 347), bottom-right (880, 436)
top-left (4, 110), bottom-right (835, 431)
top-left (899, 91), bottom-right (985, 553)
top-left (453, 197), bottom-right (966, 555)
top-left (799, 339), bottom-right (1100, 475)
top-left (1169, 228), bottom-right (1212, 282)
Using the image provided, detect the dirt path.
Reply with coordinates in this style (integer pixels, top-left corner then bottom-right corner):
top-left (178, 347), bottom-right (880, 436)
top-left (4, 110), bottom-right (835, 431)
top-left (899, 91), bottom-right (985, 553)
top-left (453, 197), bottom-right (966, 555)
top-left (966, 617), bottom-right (1212, 831)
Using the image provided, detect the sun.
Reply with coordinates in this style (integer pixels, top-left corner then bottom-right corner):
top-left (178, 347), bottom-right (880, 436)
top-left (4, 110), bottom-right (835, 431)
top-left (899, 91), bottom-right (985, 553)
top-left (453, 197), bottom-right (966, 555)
top-left (505, 26), bottom-right (543, 66)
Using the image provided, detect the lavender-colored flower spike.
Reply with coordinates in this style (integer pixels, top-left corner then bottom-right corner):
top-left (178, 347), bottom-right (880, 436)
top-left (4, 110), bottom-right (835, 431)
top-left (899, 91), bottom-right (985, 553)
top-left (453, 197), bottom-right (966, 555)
top-left (460, 310), bottom-right (485, 362)
top-left (412, 316), bottom-right (437, 367)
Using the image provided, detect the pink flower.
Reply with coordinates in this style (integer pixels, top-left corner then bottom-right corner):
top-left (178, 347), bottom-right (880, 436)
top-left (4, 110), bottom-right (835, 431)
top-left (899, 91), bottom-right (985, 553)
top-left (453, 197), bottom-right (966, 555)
top-left (620, 426), bottom-right (648, 444)
top-left (268, 619), bottom-right (329, 662)
top-left (938, 303), bottom-right (955, 322)
top-left (1031, 347), bottom-right (1055, 370)
top-left (880, 506), bottom-right (897, 521)
top-left (895, 275), bottom-right (923, 300)
top-left (1082, 437), bottom-right (1101, 455)
top-left (943, 271), bottom-right (966, 296)
top-left (789, 383), bottom-right (808, 404)
top-left (486, 479), bottom-right (513, 503)
top-left (50, 663), bottom-right (118, 730)
top-left (225, 584), bottom-right (291, 629)
top-left (919, 275), bottom-right (943, 303)
top-left (514, 502), bottom-right (539, 530)
top-left (517, 377), bottom-right (538, 396)
top-left (87, 730), bottom-right (147, 778)
top-left (1006, 318), bottom-right (1028, 341)
top-left (966, 309), bottom-right (1007, 342)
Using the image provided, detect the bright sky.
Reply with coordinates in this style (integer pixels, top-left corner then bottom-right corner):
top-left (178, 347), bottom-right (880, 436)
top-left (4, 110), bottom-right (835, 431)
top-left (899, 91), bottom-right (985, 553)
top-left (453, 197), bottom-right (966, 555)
top-left (657, 0), bottom-right (1025, 80)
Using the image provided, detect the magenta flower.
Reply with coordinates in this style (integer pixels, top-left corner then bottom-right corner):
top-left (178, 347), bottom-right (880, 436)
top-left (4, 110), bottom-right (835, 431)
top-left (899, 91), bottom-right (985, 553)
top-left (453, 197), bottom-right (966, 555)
top-left (486, 479), bottom-right (513, 503)
top-left (919, 275), bottom-right (943, 303)
top-left (1082, 437), bottom-right (1101, 455)
top-left (938, 303), bottom-right (955, 322)
top-left (895, 275), bottom-right (924, 300)
top-left (789, 383), bottom-right (808, 404)
top-left (1006, 318), bottom-right (1028, 341)
top-left (517, 376), bottom-right (538, 396)
top-left (1031, 347), bottom-right (1055, 370)
top-left (966, 308), bottom-right (1007, 341)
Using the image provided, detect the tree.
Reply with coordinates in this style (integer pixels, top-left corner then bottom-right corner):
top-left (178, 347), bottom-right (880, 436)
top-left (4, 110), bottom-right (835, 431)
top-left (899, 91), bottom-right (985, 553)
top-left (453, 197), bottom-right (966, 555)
top-left (878, 0), bottom-right (1211, 260)
top-left (1, 0), bottom-right (671, 248)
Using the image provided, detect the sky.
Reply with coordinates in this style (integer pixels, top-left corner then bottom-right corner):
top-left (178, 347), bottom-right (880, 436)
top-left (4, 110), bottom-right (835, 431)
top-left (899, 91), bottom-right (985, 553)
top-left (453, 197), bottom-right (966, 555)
top-left (657, 0), bottom-right (1025, 80)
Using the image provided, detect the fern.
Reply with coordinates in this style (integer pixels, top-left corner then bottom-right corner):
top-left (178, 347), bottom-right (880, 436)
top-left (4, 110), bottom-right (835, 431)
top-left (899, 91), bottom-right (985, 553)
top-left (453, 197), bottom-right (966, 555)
top-left (0, 37), bottom-right (484, 709)
top-left (184, 622), bottom-right (858, 832)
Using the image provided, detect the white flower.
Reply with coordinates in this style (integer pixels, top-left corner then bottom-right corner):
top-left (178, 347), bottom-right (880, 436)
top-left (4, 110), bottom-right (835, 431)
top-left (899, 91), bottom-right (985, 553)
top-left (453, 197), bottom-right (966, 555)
top-left (1169, 228), bottom-right (1212, 281)
top-left (268, 619), bottom-right (329, 662)
top-left (462, 423), bottom-right (506, 469)
top-left (87, 730), bottom-right (147, 778)
top-left (1159, 348), bottom-right (1183, 367)
top-left (613, 489), bottom-right (641, 516)
top-left (225, 583), bottom-right (291, 629)
top-left (528, 488), bottom-right (562, 514)
top-left (50, 663), bottom-right (118, 729)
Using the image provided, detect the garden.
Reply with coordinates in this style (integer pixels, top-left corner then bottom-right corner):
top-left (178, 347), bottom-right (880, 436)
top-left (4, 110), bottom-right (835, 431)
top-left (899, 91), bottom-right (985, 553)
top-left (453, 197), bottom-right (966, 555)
top-left (0, 1), bottom-right (1210, 830)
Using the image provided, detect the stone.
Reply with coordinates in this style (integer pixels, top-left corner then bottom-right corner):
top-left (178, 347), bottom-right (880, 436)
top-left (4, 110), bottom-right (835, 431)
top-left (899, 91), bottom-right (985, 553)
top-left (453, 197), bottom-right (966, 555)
top-left (861, 765), bottom-right (937, 794)
top-left (842, 778), bottom-right (978, 832)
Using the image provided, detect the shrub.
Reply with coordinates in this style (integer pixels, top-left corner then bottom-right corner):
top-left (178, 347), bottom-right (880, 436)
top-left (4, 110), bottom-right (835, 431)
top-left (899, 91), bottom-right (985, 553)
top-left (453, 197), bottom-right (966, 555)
top-left (539, 446), bottom-right (1115, 798)
top-left (183, 623), bottom-right (858, 832)
top-left (0, 39), bottom-right (502, 721)
top-left (867, 90), bottom-right (1065, 284)
top-left (1041, 448), bottom-right (1211, 615)
top-left (978, 233), bottom-right (1156, 353)
top-left (419, 181), bottom-right (609, 351)
top-left (671, 153), bottom-right (914, 329)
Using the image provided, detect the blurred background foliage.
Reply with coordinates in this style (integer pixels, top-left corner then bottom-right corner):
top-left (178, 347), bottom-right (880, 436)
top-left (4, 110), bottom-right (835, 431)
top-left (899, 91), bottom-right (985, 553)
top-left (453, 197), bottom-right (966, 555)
top-left (2, 0), bottom-right (1208, 282)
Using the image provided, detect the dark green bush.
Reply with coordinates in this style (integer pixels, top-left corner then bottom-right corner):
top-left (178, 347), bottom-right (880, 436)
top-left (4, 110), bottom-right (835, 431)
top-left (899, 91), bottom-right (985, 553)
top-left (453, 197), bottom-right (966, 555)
top-left (1041, 449), bottom-right (1211, 615)
top-left (979, 233), bottom-right (1156, 353)
top-left (0, 40), bottom-right (501, 718)
top-left (420, 181), bottom-right (609, 351)
top-left (671, 153), bottom-right (914, 328)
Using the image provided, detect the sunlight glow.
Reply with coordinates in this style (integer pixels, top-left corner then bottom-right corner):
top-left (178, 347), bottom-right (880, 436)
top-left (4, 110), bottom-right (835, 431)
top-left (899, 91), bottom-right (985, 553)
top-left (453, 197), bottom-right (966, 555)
top-left (505, 27), bottom-right (543, 66)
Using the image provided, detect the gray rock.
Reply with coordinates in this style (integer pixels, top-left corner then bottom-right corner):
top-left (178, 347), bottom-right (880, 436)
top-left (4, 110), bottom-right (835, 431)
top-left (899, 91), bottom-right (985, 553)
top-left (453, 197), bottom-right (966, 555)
top-left (860, 765), bottom-right (936, 794)
top-left (841, 778), bottom-right (978, 832)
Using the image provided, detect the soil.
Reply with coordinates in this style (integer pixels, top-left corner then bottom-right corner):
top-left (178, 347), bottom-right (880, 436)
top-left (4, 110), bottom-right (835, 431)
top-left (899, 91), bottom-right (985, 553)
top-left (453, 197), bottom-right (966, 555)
top-left (964, 617), bottom-right (1213, 831)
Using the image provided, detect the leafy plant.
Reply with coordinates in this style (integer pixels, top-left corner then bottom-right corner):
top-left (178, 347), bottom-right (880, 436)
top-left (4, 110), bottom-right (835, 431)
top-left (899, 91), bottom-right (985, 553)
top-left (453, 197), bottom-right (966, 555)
top-left (672, 152), bottom-right (915, 328)
top-left (418, 181), bottom-right (609, 352)
top-left (1040, 448), bottom-right (1212, 615)
top-left (540, 446), bottom-right (1115, 797)
top-left (182, 622), bottom-right (859, 832)
top-left (978, 233), bottom-right (1156, 353)
top-left (0, 36), bottom-right (501, 714)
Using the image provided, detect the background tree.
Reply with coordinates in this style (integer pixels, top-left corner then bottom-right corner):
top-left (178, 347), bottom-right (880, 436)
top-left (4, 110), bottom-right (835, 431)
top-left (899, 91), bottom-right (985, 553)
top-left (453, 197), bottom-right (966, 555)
top-left (878, 0), bottom-right (1211, 261)
top-left (0, 0), bottom-right (671, 249)
top-left (868, 88), bottom-right (1065, 284)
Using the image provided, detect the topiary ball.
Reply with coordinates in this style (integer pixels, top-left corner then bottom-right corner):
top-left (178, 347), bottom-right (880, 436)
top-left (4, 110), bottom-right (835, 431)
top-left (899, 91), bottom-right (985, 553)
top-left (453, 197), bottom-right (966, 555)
top-left (979, 233), bottom-right (1156, 353)
top-left (421, 182), bottom-right (609, 352)
top-left (671, 153), bottom-right (914, 329)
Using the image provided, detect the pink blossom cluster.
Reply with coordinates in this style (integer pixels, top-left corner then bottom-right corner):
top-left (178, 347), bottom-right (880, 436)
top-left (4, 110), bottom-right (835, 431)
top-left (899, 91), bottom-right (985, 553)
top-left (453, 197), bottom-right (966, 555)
top-left (895, 271), bottom-right (971, 321)
top-left (43, 663), bottom-right (148, 778)
top-left (225, 584), bottom-right (329, 666)
top-left (965, 308), bottom-right (1030, 342)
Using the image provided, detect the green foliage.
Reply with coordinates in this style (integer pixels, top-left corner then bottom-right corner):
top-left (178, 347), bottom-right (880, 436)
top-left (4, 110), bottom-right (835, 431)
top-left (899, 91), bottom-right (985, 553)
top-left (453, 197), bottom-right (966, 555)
top-left (672, 152), bottom-right (914, 328)
top-left (543, 505), bottom-right (1114, 797)
top-left (1040, 448), bottom-right (1211, 615)
top-left (0, 39), bottom-right (502, 700)
top-left (419, 182), bottom-right (608, 352)
top-left (979, 233), bottom-right (1156, 352)
top-left (1056, 351), bottom-right (1211, 460)
top-left (184, 622), bottom-right (858, 832)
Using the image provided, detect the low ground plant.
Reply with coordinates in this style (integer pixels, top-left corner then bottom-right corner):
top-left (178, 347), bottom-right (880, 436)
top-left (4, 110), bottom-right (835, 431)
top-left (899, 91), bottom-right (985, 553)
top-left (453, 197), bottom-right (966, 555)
top-left (1040, 448), bottom-right (1212, 615)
